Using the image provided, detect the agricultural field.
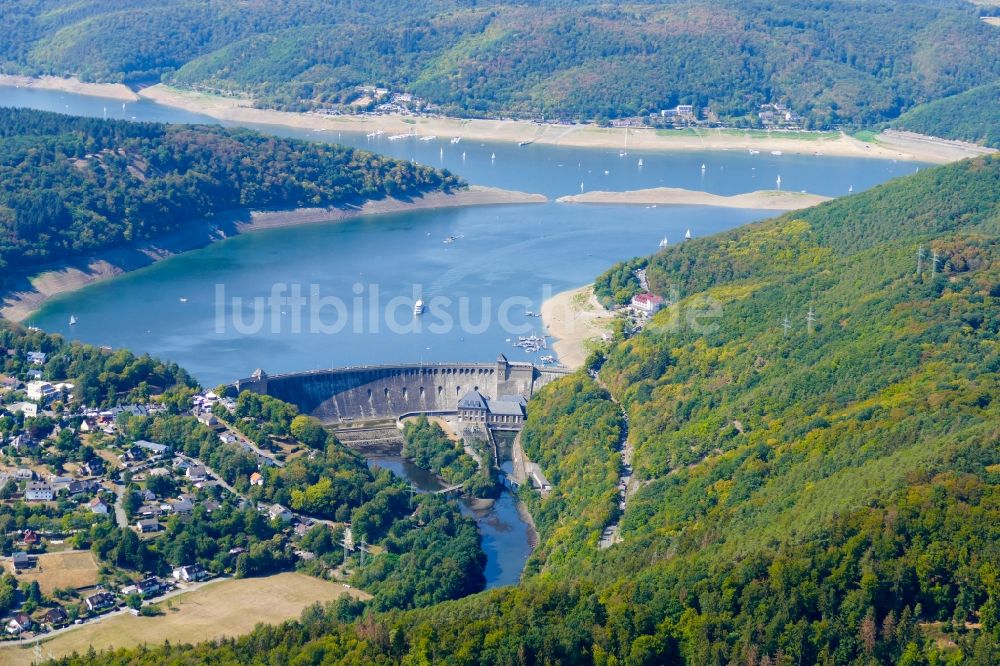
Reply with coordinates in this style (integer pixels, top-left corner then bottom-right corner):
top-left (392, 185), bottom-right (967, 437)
top-left (1, 551), bottom-right (99, 595)
top-left (0, 573), bottom-right (367, 665)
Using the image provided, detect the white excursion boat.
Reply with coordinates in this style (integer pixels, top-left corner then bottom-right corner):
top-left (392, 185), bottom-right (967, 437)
top-left (414, 300), bottom-right (425, 316)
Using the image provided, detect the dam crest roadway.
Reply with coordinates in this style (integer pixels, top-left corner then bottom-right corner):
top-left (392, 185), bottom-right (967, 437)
top-left (235, 355), bottom-right (571, 425)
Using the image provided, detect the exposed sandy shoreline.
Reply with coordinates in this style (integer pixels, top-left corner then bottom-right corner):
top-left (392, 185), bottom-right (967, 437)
top-left (0, 74), bottom-right (138, 101)
top-left (1, 186), bottom-right (545, 322)
top-left (136, 85), bottom-right (995, 165)
top-left (1, 76), bottom-right (993, 163)
top-left (558, 187), bottom-right (831, 211)
top-left (540, 285), bottom-right (614, 370)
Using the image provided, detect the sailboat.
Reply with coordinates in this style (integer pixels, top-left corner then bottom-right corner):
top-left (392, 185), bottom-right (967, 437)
top-left (638, 158), bottom-right (644, 168)
top-left (659, 236), bottom-right (669, 249)
top-left (700, 163), bottom-right (706, 172)
top-left (620, 128), bottom-right (628, 158)
top-left (69, 315), bottom-right (77, 325)
top-left (848, 185), bottom-right (854, 193)
top-left (776, 175), bottom-right (782, 188)
top-left (491, 152), bottom-right (496, 161)
top-left (684, 229), bottom-right (692, 240)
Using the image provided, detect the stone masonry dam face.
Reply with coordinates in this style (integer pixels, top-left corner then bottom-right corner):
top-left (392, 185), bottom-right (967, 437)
top-left (235, 357), bottom-right (571, 424)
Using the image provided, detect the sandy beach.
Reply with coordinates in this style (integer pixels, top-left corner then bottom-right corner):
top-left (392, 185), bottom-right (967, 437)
top-left (558, 187), bottom-right (831, 211)
top-left (540, 285), bottom-right (614, 370)
top-left (137, 85), bottom-right (995, 165)
top-left (0, 74), bottom-right (138, 101)
top-left (1, 185), bottom-right (545, 322)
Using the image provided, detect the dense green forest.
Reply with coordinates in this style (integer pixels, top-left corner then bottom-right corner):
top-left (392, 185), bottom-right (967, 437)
top-left (2, 1), bottom-right (999, 127)
top-left (401, 415), bottom-right (497, 498)
top-left (893, 82), bottom-right (1000, 148)
top-left (50, 155), bottom-right (1000, 664)
top-left (0, 107), bottom-right (461, 276)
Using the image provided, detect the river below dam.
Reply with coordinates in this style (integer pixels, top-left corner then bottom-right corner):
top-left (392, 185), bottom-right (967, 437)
top-left (367, 455), bottom-right (533, 589)
top-left (2, 85), bottom-right (926, 587)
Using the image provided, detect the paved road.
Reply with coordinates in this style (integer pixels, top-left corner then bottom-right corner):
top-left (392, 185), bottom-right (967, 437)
top-left (594, 371), bottom-right (633, 549)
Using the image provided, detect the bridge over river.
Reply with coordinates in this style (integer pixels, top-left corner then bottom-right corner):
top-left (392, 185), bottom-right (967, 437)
top-left (235, 355), bottom-right (571, 425)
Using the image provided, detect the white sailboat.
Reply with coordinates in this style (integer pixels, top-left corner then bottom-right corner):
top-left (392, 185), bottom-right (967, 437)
top-left (684, 228), bottom-right (692, 240)
top-left (776, 175), bottom-right (782, 188)
top-left (620, 128), bottom-right (628, 157)
top-left (638, 158), bottom-right (644, 168)
top-left (659, 236), bottom-right (669, 249)
top-left (69, 315), bottom-right (77, 325)
top-left (848, 185), bottom-right (854, 193)
top-left (491, 152), bottom-right (496, 161)
top-left (700, 163), bottom-right (706, 172)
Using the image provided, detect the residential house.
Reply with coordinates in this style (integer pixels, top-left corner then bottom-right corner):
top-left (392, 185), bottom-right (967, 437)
top-left (249, 471), bottom-right (264, 486)
top-left (26, 380), bottom-right (58, 403)
top-left (15, 468), bottom-right (35, 480)
top-left (135, 440), bottom-right (171, 456)
top-left (84, 591), bottom-right (115, 612)
top-left (5, 613), bottom-right (33, 634)
top-left (81, 459), bottom-right (105, 477)
top-left (196, 412), bottom-right (223, 430)
top-left (122, 576), bottom-right (163, 597)
top-left (11, 551), bottom-right (31, 570)
top-left (25, 481), bottom-right (54, 501)
top-left (185, 464), bottom-right (207, 482)
top-left (170, 498), bottom-right (194, 514)
top-left (6, 401), bottom-right (38, 417)
top-left (26, 351), bottom-right (46, 365)
top-left (171, 563), bottom-right (208, 582)
top-left (136, 518), bottom-right (161, 533)
top-left (268, 503), bottom-right (293, 523)
top-left (88, 497), bottom-right (109, 514)
top-left (43, 607), bottom-right (69, 628)
top-left (68, 479), bottom-right (99, 495)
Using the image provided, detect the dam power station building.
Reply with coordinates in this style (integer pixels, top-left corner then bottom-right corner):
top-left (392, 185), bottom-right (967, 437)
top-left (235, 355), bottom-right (571, 427)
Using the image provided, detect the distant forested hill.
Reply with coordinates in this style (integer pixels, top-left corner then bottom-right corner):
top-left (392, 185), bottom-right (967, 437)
top-left (893, 82), bottom-right (1000, 148)
top-left (1, 0), bottom-right (999, 127)
top-left (0, 107), bottom-right (461, 275)
top-left (46, 162), bottom-right (1000, 664)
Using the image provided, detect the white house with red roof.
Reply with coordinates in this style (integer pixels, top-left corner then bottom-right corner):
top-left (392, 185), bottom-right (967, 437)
top-left (631, 292), bottom-right (665, 315)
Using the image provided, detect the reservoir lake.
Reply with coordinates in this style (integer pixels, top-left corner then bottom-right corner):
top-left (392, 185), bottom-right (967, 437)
top-left (2, 85), bottom-right (925, 587)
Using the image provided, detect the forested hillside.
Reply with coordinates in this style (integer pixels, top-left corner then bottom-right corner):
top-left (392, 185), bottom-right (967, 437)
top-left (0, 108), bottom-right (461, 276)
top-left (46, 162), bottom-right (1000, 664)
top-left (2, 0), bottom-right (999, 127)
top-left (893, 82), bottom-right (1000, 148)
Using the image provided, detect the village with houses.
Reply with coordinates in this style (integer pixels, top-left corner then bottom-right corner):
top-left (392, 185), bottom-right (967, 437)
top-left (0, 342), bottom-right (362, 643)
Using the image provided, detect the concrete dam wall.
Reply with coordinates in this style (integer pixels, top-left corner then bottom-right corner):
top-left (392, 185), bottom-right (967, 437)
top-left (235, 356), bottom-right (571, 424)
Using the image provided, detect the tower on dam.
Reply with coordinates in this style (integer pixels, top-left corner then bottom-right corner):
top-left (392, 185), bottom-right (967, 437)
top-left (234, 355), bottom-right (570, 425)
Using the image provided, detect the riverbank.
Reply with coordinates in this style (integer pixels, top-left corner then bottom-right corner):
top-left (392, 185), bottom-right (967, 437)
top-left (540, 285), bottom-right (614, 370)
top-left (0, 74), bottom-right (138, 101)
top-left (136, 84), bottom-right (993, 165)
top-left (0, 185), bottom-right (545, 322)
top-left (558, 187), bottom-right (831, 210)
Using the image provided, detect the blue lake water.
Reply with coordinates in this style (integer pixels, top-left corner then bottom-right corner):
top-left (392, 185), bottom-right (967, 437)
top-left (1, 86), bottom-right (924, 386)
